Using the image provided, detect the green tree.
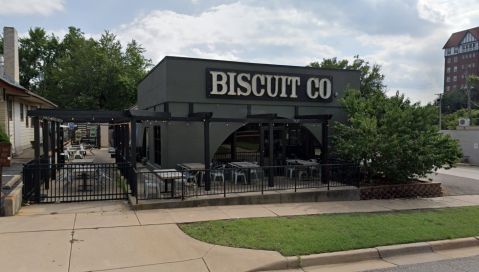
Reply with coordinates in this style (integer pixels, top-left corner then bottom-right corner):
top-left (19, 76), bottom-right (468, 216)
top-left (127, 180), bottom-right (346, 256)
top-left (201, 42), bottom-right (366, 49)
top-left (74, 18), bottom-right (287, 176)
top-left (14, 27), bottom-right (152, 110)
top-left (442, 108), bottom-right (479, 129)
top-left (440, 88), bottom-right (467, 115)
top-left (307, 56), bottom-right (385, 98)
top-left (333, 88), bottom-right (462, 184)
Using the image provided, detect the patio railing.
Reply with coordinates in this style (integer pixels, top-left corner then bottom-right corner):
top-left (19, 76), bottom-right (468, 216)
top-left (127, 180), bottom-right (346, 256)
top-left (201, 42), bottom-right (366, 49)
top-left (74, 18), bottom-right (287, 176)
top-left (23, 162), bottom-right (132, 203)
top-left (134, 163), bottom-right (360, 202)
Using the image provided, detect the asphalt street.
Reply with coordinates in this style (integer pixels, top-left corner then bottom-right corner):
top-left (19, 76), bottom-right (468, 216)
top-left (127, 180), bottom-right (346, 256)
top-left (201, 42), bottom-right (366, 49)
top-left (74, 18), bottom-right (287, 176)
top-left (365, 255), bottom-right (479, 272)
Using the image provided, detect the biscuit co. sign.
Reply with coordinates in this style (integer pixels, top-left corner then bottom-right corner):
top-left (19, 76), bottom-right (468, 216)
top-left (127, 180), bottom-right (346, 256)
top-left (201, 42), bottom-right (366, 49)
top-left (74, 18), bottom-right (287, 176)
top-left (206, 68), bottom-right (333, 102)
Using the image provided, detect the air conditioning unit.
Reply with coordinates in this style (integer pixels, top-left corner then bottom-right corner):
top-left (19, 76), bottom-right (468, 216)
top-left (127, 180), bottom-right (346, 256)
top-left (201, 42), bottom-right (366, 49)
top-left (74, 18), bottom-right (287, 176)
top-left (459, 118), bottom-right (470, 126)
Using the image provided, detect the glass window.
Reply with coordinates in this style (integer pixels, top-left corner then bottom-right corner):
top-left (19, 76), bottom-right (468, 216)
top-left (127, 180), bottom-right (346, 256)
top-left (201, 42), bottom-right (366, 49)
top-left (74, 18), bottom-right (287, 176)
top-left (20, 103), bottom-right (24, 121)
top-left (454, 66), bottom-right (457, 72)
top-left (447, 67), bottom-right (451, 73)
top-left (447, 77), bottom-right (450, 82)
top-left (446, 86), bottom-right (450, 92)
top-left (154, 126), bottom-right (161, 165)
top-left (462, 64), bottom-right (465, 69)
top-left (453, 76), bottom-right (457, 81)
top-left (26, 105), bottom-right (29, 127)
top-left (454, 56), bottom-right (458, 62)
top-left (448, 58), bottom-right (451, 63)
top-left (7, 100), bottom-right (12, 121)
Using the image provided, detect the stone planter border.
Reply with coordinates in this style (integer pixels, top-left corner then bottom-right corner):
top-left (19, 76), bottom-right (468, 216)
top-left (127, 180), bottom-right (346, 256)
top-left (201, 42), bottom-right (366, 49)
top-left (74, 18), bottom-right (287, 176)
top-left (360, 181), bottom-right (442, 200)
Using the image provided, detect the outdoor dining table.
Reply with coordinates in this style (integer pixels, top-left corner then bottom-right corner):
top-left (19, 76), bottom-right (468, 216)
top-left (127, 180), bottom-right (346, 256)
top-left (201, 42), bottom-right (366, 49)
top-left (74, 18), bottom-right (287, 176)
top-left (286, 159), bottom-right (319, 178)
top-left (154, 169), bottom-right (184, 198)
top-left (286, 159), bottom-right (319, 166)
top-left (228, 161), bottom-right (260, 184)
top-left (181, 163), bottom-right (205, 186)
top-left (70, 158), bottom-right (95, 191)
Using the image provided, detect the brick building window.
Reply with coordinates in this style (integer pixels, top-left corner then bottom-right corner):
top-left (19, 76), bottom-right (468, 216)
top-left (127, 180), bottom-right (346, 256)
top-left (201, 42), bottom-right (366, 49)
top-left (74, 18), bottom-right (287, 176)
top-left (462, 64), bottom-right (465, 69)
top-left (473, 63), bottom-right (476, 67)
top-left (454, 56), bottom-right (458, 62)
top-left (447, 77), bottom-right (450, 82)
top-left (454, 66), bottom-right (457, 72)
top-left (447, 67), bottom-right (450, 73)
top-left (448, 58), bottom-right (451, 63)
top-left (446, 86), bottom-right (450, 92)
top-left (453, 76), bottom-right (457, 81)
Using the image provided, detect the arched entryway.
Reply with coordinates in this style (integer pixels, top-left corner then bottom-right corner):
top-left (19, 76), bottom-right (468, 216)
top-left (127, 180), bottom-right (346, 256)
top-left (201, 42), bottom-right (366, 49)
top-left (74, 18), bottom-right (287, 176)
top-left (213, 121), bottom-right (323, 167)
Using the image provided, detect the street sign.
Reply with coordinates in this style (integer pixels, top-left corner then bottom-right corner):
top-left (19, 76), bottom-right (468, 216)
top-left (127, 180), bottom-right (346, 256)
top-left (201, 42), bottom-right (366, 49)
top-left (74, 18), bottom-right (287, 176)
top-left (69, 123), bottom-right (75, 129)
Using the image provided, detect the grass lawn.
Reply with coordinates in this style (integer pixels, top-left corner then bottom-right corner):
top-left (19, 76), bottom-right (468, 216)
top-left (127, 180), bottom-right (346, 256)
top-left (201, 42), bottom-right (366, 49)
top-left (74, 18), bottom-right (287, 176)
top-left (180, 206), bottom-right (479, 256)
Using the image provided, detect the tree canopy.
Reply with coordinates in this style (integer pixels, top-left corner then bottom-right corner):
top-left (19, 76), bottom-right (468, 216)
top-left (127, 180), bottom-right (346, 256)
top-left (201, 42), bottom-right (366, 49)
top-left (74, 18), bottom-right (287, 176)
top-left (6, 27), bottom-right (152, 110)
top-left (333, 88), bottom-right (462, 184)
top-left (307, 56), bottom-right (385, 98)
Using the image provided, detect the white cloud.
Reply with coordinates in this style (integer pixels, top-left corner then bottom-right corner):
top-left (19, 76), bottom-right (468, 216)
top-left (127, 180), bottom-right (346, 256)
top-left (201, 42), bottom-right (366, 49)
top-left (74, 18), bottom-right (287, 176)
top-left (108, 0), bottom-right (479, 105)
top-left (0, 0), bottom-right (65, 16)
top-left (115, 2), bottom-right (341, 65)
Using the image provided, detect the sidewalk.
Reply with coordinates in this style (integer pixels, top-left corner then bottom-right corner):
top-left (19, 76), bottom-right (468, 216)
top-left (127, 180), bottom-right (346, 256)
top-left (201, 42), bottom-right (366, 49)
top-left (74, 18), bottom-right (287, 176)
top-left (2, 195), bottom-right (479, 272)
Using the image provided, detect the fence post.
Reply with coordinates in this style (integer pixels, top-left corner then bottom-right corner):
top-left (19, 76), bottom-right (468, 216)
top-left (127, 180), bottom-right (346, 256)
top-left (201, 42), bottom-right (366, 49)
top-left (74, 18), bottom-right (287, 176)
top-left (181, 171), bottom-right (185, 201)
top-left (327, 165), bottom-right (330, 191)
top-left (261, 170), bottom-right (264, 195)
top-left (223, 169), bottom-right (226, 198)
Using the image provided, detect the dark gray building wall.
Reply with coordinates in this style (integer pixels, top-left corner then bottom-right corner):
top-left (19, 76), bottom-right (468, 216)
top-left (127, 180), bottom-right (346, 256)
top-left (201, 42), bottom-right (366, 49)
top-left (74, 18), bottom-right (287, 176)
top-left (441, 130), bottom-right (479, 164)
top-left (138, 57), bottom-right (360, 169)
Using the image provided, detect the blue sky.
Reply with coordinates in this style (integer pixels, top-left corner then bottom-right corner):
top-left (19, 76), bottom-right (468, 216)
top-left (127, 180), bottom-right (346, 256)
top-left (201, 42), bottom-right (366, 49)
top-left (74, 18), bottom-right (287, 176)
top-left (1, 0), bottom-right (479, 104)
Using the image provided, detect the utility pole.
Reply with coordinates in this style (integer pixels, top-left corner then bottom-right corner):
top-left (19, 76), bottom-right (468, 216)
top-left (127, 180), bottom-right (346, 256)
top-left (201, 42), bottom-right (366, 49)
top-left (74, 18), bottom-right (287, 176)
top-left (436, 93), bottom-right (442, 130)
top-left (465, 72), bottom-right (472, 125)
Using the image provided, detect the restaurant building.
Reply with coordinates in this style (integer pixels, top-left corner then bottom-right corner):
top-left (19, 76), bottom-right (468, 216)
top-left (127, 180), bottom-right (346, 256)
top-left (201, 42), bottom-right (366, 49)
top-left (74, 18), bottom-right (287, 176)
top-left (138, 56), bottom-right (360, 170)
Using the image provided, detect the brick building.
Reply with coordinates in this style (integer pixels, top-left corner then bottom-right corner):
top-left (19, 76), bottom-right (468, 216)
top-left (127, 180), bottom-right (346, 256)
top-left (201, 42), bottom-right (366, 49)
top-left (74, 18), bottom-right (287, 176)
top-left (443, 27), bottom-right (479, 92)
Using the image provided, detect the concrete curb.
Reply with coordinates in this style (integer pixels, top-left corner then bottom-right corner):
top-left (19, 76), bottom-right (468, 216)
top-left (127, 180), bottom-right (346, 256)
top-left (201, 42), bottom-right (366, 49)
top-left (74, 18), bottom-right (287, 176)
top-left (376, 242), bottom-right (433, 259)
top-left (4, 182), bottom-right (23, 216)
top-left (258, 237), bottom-right (479, 271)
top-left (3, 175), bottom-right (21, 189)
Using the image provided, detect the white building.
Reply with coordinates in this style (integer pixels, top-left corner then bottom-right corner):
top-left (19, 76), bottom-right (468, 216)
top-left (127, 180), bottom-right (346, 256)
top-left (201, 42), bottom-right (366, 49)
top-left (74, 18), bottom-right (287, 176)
top-left (0, 27), bottom-right (57, 155)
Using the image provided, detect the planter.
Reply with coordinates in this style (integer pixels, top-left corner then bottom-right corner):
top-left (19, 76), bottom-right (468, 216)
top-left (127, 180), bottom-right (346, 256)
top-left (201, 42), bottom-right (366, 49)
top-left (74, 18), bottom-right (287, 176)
top-left (0, 143), bottom-right (12, 167)
top-left (360, 181), bottom-right (442, 200)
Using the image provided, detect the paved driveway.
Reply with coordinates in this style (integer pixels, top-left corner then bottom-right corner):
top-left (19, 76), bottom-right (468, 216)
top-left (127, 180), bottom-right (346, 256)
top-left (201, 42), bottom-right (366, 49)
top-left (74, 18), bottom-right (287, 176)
top-left (427, 166), bottom-right (479, 196)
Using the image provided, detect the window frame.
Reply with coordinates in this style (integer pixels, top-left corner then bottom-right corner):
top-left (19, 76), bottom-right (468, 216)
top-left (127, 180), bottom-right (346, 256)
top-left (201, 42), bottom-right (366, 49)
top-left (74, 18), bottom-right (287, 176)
top-left (20, 103), bottom-right (24, 122)
top-left (7, 100), bottom-right (12, 121)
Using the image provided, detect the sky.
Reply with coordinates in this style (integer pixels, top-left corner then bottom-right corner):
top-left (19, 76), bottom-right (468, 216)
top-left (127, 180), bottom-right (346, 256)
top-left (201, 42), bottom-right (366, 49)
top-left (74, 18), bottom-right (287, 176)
top-left (1, 0), bottom-right (479, 104)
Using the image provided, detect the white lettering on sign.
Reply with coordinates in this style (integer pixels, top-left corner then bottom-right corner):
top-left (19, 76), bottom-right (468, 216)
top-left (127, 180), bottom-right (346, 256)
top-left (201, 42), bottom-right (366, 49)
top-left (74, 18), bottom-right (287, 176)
top-left (237, 73), bottom-right (251, 96)
top-left (307, 78), bottom-right (332, 99)
top-left (209, 70), bottom-right (332, 101)
top-left (319, 78), bottom-right (332, 99)
top-left (210, 71), bottom-right (227, 95)
top-left (251, 74), bottom-right (265, 96)
top-left (474, 143), bottom-right (478, 149)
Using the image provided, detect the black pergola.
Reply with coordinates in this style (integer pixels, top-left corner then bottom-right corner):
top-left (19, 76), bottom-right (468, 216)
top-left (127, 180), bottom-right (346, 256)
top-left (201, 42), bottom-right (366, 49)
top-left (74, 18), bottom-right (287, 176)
top-left (28, 109), bottom-right (332, 191)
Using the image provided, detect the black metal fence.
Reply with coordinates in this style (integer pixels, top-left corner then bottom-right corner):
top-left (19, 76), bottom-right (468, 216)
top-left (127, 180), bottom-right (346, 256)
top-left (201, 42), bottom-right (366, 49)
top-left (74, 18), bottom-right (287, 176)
top-left (135, 163), bottom-right (360, 202)
top-left (23, 162), bottom-right (132, 203)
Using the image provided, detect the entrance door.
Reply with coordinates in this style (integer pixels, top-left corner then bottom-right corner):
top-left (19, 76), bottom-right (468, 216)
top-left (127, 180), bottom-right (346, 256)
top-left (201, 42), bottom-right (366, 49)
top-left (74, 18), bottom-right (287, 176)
top-left (260, 126), bottom-right (286, 166)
